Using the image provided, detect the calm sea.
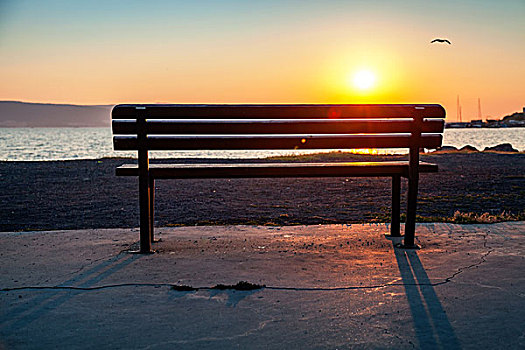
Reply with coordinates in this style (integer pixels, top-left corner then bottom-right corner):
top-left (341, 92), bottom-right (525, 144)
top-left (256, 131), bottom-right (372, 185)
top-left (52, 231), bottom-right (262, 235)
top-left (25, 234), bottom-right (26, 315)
top-left (0, 127), bottom-right (523, 161)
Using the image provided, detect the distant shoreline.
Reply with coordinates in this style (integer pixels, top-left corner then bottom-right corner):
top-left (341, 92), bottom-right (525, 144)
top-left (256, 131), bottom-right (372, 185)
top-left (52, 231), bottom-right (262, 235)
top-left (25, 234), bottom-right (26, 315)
top-left (446, 124), bottom-right (524, 129)
top-left (0, 101), bottom-right (112, 128)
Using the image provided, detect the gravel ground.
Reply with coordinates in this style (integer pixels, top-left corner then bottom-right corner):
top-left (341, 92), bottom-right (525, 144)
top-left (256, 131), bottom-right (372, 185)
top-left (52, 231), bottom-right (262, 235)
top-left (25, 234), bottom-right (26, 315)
top-left (1, 152), bottom-right (523, 231)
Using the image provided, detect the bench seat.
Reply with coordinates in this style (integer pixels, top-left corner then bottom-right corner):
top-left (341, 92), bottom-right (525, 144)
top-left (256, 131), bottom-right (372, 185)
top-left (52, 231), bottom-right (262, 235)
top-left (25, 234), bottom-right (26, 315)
top-left (116, 161), bottom-right (438, 179)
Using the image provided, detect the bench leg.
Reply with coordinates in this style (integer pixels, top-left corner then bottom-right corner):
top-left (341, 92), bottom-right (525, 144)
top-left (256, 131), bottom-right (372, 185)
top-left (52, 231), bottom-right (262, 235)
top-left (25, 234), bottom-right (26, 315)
top-left (404, 174), bottom-right (419, 248)
top-left (149, 177), bottom-right (155, 243)
top-left (139, 174), bottom-right (152, 253)
top-left (390, 175), bottom-right (401, 237)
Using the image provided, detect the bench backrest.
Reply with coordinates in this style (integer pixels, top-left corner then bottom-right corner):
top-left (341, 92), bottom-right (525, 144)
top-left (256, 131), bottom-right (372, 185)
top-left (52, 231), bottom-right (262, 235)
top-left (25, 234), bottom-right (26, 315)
top-left (112, 104), bottom-right (445, 152)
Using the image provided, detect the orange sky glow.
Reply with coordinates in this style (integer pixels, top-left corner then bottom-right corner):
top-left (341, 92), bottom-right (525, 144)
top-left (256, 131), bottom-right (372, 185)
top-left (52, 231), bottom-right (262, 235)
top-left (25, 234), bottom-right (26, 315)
top-left (0, 0), bottom-right (523, 121)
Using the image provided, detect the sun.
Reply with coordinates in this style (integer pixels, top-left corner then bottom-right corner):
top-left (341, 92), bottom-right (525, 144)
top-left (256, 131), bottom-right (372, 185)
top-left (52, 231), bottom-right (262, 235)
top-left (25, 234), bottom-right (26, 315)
top-left (352, 70), bottom-right (376, 91)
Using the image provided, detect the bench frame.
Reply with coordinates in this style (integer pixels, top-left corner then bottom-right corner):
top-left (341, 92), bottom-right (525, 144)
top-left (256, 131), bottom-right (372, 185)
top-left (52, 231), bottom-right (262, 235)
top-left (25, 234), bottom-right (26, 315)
top-left (112, 104), bottom-right (445, 253)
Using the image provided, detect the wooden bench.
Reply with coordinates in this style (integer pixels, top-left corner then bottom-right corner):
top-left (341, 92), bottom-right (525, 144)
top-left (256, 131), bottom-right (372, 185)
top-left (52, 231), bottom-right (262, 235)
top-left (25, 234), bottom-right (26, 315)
top-left (112, 104), bottom-right (445, 253)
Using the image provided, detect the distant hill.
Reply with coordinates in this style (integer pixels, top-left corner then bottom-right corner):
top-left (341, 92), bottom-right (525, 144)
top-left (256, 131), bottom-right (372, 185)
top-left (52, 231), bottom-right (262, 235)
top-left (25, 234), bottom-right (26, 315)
top-left (0, 101), bottom-right (114, 127)
top-left (502, 110), bottom-right (525, 122)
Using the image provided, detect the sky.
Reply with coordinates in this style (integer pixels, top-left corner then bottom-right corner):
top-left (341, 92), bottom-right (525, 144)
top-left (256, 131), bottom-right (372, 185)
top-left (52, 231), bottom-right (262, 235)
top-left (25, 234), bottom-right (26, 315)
top-left (0, 0), bottom-right (524, 121)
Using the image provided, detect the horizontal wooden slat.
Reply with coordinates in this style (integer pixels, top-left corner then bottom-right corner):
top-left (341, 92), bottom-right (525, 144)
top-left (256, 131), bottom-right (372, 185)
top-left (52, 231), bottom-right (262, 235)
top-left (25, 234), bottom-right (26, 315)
top-left (115, 161), bottom-right (438, 178)
top-left (112, 104), bottom-right (446, 119)
top-left (112, 119), bottom-right (444, 135)
top-left (113, 134), bottom-right (442, 150)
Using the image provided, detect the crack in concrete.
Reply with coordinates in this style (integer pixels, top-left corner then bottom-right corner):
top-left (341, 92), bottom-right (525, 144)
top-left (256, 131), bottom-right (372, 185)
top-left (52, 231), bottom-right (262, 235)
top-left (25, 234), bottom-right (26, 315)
top-left (1, 234), bottom-right (494, 293)
top-left (0, 256), bottom-right (490, 292)
top-left (432, 233), bottom-right (493, 287)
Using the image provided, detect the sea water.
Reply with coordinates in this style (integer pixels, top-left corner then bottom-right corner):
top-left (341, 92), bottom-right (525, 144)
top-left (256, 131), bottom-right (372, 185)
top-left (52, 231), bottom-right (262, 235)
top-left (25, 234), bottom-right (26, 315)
top-left (0, 127), bottom-right (523, 161)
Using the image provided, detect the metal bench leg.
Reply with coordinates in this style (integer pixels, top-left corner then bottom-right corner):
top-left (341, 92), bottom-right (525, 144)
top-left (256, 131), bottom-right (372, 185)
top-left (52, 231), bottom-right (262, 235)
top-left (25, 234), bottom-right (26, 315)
top-left (149, 177), bottom-right (155, 243)
top-left (400, 117), bottom-right (422, 249)
top-left (390, 175), bottom-right (401, 237)
top-left (139, 173), bottom-right (152, 253)
top-left (136, 106), bottom-right (152, 253)
top-left (403, 174), bottom-right (420, 248)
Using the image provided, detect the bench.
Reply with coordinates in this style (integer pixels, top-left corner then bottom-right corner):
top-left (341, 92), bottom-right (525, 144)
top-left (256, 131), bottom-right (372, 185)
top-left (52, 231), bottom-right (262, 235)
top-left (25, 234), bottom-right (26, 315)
top-left (112, 104), bottom-right (445, 253)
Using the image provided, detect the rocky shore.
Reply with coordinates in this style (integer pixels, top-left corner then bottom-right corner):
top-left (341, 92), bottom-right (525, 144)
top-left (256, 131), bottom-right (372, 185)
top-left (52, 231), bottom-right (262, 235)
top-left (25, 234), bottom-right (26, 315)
top-left (1, 151), bottom-right (524, 232)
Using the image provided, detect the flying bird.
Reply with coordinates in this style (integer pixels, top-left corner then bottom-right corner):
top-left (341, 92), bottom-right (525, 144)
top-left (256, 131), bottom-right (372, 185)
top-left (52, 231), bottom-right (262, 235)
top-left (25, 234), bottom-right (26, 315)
top-left (431, 38), bottom-right (451, 44)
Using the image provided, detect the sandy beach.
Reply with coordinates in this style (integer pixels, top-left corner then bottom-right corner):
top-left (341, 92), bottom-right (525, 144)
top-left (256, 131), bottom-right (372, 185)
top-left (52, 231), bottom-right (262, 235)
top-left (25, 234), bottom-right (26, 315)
top-left (1, 152), bottom-right (524, 232)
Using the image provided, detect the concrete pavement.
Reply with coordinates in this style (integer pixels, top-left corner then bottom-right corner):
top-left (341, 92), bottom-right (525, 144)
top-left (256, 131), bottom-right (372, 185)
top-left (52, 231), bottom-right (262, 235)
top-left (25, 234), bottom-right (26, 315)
top-left (1, 222), bottom-right (524, 349)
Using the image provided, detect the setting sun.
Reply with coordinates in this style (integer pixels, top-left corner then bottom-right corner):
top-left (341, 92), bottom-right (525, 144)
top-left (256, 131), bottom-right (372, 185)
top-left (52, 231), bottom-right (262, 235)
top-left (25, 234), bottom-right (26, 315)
top-left (352, 70), bottom-right (376, 91)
